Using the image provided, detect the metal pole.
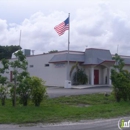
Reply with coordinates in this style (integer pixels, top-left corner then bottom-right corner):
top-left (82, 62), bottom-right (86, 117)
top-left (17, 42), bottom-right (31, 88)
top-left (19, 30), bottom-right (22, 47)
top-left (67, 13), bottom-right (70, 80)
top-left (117, 44), bottom-right (119, 54)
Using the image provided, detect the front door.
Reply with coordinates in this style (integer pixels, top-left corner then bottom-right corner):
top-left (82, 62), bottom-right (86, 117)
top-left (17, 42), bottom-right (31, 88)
top-left (94, 70), bottom-right (99, 84)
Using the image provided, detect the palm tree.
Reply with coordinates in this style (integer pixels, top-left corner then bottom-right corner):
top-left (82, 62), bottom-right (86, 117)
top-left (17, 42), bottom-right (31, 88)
top-left (69, 62), bottom-right (79, 77)
top-left (70, 62), bottom-right (88, 85)
top-left (70, 62), bottom-right (79, 85)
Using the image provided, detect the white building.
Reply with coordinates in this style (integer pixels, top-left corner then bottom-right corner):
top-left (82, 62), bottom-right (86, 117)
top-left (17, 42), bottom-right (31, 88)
top-left (1, 48), bottom-right (130, 87)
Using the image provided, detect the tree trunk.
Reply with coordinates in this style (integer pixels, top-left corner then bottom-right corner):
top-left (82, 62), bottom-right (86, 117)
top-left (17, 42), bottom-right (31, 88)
top-left (12, 98), bottom-right (15, 106)
top-left (13, 72), bottom-right (17, 107)
top-left (1, 96), bottom-right (6, 106)
top-left (23, 94), bottom-right (28, 106)
top-left (13, 85), bottom-right (16, 107)
top-left (35, 102), bottom-right (40, 107)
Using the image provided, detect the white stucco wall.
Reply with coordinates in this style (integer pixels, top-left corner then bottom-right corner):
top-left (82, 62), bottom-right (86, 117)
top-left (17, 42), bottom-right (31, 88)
top-left (1, 50), bottom-right (130, 87)
top-left (0, 52), bottom-right (70, 87)
top-left (103, 68), bottom-right (107, 84)
top-left (85, 66), bottom-right (89, 85)
top-left (124, 65), bottom-right (130, 72)
top-left (27, 53), bottom-right (68, 87)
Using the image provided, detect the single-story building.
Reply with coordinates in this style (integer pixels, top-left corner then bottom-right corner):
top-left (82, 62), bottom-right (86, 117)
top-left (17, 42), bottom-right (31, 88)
top-left (1, 48), bottom-right (130, 87)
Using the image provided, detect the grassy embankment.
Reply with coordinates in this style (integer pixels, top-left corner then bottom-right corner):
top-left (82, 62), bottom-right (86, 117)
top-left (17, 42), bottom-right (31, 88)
top-left (0, 93), bottom-right (130, 124)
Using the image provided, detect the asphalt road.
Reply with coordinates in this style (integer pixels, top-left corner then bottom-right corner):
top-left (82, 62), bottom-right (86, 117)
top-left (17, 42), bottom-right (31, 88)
top-left (0, 117), bottom-right (129, 130)
top-left (47, 86), bottom-right (112, 98)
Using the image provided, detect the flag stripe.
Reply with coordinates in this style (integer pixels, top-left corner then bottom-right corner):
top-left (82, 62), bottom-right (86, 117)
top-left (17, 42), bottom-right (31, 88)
top-left (54, 17), bottom-right (69, 36)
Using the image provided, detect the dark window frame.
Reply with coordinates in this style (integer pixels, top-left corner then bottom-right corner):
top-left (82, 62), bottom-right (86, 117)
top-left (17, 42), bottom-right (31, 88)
top-left (45, 64), bottom-right (49, 67)
top-left (30, 65), bottom-right (34, 68)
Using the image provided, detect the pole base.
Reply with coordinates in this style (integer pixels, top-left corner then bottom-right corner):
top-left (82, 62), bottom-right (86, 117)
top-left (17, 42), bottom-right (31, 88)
top-left (64, 80), bottom-right (71, 88)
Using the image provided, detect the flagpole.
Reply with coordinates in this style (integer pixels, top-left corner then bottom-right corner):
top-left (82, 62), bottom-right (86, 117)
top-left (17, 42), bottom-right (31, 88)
top-left (19, 30), bottom-right (22, 47)
top-left (117, 44), bottom-right (119, 54)
top-left (67, 13), bottom-right (70, 81)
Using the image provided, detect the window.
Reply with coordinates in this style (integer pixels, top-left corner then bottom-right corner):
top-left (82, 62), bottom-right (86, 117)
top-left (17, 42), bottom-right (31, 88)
top-left (30, 65), bottom-right (34, 68)
top-left (55, 63), bottom-right (65, 68)
top-left (45, 64), bottom-right (49, 67)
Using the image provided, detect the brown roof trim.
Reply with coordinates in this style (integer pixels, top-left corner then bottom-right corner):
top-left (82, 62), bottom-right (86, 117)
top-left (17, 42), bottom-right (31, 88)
top-left (82, 64), bottom-right (97, 66)
top-left (49, 61), bottom-right (84, 63)
top-left (82, 60), bottom-right (115, 66)
top-left (112, 54), bottom-right (130, 58)
top-left (124, 64), bottom-right (130, 66)
top-left (85, 48), bottom-right (109, 51)
top-left (102, 60), bottom-right (115, 62)
top-left (98, 60), bottom-right (115, 65)
top-left (9, 50), bottom-right (84, 60)
top-left (59, 50), bottom-right (84, 53)
top-left (42, 50), bottom-right (84, 56)
top-left (119, 55), bottom-right (130, 58)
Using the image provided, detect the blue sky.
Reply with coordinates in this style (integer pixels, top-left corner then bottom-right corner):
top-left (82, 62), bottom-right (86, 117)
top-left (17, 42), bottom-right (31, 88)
top-left (0, 0), bottom-right (130, 55)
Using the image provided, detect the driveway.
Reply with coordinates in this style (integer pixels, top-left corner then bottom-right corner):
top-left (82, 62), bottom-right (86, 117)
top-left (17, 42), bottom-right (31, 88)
top-left (0, 116), bottom-right (129, 130)
top-left (47, 86), bottom-right (112, 98)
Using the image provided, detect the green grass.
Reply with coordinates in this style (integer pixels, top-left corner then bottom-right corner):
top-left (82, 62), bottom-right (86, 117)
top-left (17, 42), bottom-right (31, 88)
top-left (0, 94), bottom-right (130, 124)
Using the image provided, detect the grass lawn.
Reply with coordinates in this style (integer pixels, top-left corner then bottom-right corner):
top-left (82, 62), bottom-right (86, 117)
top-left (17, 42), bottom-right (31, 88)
top-left (0, 93), bottom-right (130, 124)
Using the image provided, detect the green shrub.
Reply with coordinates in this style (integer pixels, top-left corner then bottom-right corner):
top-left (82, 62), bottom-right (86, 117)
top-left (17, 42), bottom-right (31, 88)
top-left (111, 54), bottom-right (130, 102)
top-left (30, 76), bottom-right (46, 106)
top-left (17, 77), bottom-right (32, 106)
top-left (73, 69), bottom-right (88, 85)
top-left (0, 85), bottom-right (8, 106)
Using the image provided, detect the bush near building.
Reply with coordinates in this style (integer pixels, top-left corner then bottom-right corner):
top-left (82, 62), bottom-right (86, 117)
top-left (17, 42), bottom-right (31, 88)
top-left (111, 54), bottom-right (130, 102)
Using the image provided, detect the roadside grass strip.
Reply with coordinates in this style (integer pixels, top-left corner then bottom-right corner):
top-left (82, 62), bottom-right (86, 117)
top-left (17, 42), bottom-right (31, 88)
top-left (0, 94), bottom-right (130, 123)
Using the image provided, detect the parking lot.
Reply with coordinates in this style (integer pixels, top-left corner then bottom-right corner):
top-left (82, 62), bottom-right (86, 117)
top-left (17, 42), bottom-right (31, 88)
top-left (47, 86), bottom-right (112, 98)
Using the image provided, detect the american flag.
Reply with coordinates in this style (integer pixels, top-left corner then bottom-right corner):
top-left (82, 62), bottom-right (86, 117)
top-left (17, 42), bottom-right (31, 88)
top-left (54, 17), bottom-right (69, 36)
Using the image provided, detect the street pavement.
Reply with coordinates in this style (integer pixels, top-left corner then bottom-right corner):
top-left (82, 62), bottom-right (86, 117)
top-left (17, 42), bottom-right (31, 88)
top-left (0, 116), bottom-right (130, 130)
top-left (47, 86), bottom-right (112, 98)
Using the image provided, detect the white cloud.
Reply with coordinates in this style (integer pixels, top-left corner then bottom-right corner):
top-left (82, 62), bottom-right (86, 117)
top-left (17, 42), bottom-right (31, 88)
top-left (0, 1), bottom-right (130, 55)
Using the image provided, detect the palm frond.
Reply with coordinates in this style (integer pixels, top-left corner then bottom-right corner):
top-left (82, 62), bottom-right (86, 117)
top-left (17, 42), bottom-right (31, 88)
top-left (70, 62), bottom-right (79, 77)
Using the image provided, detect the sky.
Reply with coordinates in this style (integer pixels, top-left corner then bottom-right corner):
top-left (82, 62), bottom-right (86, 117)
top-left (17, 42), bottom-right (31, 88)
top-left (0, 0), bottom-right (130, 55)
